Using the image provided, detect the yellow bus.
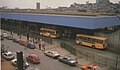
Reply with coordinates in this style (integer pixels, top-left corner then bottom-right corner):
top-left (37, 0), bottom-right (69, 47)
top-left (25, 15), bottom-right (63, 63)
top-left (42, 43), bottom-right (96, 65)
top-left (76, 34), bottom-right (107, 49)
top-left (40, 28), bottom-right (60, 38)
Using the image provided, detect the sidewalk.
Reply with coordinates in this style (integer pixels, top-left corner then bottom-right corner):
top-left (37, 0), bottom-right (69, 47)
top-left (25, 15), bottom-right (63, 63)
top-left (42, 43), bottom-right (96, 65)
top-left (1, 58), bottom-right (16, 70)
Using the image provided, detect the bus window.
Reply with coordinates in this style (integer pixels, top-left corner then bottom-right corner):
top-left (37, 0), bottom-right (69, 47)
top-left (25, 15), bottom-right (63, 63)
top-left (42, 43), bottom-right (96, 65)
top-left (98, 40), bottom-right (103, 44)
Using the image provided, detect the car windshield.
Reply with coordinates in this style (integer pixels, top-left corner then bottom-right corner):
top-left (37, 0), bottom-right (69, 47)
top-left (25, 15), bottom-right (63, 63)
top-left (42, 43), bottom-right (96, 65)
top-left (29, 42), bottom-right (34, 44)
top-left (67, 58), bottom-right (73, 61)
top-left (29, 42), bottom-right (35, 46)
top-left (7, 54), bottom-right (12, 56)
top-left (52, 51), bottom-right (58, 54)
top-left (31, 54), bottom-right (39, 58)
top-left (31, 44), bottom-right (35, 46)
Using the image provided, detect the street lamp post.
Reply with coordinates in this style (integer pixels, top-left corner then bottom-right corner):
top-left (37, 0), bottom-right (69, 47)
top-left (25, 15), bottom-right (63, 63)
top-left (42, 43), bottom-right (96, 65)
top-left (18, 21), bottom-right (21, 39)
top-left (115, 30), bottom-right (120, 70)
top-left (27, 26), bottom-right (29, 41)
top-left (115, 15), bottom-right (120, 70)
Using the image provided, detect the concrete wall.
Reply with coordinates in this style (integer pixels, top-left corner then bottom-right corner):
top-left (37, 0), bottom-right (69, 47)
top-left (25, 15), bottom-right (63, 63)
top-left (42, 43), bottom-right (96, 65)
top-left (108, 30), bottom-right (120, 52)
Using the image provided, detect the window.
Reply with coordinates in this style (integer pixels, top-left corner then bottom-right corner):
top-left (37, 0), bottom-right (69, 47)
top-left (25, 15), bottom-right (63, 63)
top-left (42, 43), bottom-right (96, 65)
top-left (97, 40), bottom-right (103, 44)
top-left (8, 54), bottom-right (12, 56)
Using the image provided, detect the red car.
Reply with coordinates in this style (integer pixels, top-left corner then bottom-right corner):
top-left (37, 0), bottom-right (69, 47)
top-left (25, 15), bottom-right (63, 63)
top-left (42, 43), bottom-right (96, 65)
top-left (26, 54), bottom-right (40, 64)
top-left (80, 64), bottom-right (101, 70)
top-left (19, 40), bottom-right (28, 46)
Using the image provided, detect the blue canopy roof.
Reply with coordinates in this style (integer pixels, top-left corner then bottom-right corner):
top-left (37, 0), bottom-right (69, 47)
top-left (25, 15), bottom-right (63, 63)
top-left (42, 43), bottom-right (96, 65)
top-left (0, 12), bottom-right (120, 29)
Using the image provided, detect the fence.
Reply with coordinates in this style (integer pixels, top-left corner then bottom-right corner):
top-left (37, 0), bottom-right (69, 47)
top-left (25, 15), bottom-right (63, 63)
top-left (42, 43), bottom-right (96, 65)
top-left (61, 42), bottom-right (76, 55)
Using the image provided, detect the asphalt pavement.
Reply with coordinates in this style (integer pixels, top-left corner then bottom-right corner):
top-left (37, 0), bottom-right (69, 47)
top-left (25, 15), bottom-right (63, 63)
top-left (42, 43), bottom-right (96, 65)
top-left (1, 38), bottom-right (81, 70)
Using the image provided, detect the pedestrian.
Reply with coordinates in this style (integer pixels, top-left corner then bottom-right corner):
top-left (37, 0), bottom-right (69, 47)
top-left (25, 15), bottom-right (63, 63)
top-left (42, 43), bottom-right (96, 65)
top-left (33, 38), bottom-right (35, 43)
top-left (39, 43), bottom-right (41, 50)
top-left (42, 42), bottom-right (46, 51)
top-left (43, 45), bottom-right (45, 51)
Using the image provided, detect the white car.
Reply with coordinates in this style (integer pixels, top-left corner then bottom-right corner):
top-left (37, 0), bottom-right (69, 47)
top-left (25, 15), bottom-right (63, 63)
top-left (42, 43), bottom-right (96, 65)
top-left (11, 59), bottom-right (29, 69)
top-left (2, 51), bottom-right (14, 60)
top-left (2, 32), bottom-right (8, 38)
top-left (44, 50), bottom-right (60, 59)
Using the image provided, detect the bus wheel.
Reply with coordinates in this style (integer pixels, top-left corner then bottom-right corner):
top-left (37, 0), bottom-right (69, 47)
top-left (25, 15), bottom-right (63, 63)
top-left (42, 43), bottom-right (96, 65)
top-left (79, 43), bottom-right (82, 46)
top-left (92, 45), bottom-right (95, 49)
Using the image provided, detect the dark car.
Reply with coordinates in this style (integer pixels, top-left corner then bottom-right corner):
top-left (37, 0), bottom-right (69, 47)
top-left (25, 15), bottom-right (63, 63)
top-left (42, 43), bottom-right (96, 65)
top-left (26, 42), bottom-right (36, 49)
top-left (6, 35), bottom-right (13, 40)
top-left (13, 38), bottom-right (20, 43)
top-left (58, 56), bottom-right (77, 66)
top-left (26, 54), bottom-right (40, 64)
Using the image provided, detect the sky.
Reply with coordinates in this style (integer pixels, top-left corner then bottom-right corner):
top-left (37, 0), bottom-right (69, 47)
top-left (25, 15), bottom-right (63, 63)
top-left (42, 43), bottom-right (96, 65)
top-left (0, 0), bottom-right (119, 9)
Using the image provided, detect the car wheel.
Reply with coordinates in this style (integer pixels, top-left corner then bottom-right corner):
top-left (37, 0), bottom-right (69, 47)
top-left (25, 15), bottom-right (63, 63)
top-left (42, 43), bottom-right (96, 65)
top-left (44, 53), bottom-right (46, 55)
top-left (79, 43), bottom-right (82, 46)
top-left (51, 56), bottom-right (54, 59)
top-left (92, 45), bottom-right (95, 49)
top-left (59, 59), bottom-right (61, 62)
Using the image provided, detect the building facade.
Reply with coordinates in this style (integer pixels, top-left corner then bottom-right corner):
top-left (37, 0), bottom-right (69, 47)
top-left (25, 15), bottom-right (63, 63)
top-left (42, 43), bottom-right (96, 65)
top-left (96, 0), bottom-right (110, 4)
top-left (36, 3), bottom-right (40, 10)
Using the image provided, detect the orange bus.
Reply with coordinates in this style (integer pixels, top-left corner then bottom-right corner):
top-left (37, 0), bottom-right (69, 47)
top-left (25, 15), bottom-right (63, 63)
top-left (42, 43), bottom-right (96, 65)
top-left (40, 28), bottom-right (60, 38)
top-left (76, 34), bottom-right (107, 49)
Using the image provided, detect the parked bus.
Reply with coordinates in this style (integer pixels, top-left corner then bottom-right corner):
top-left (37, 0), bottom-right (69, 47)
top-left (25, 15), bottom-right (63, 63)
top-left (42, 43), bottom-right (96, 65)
top-left (76, 34), bottom-right (107, 49)
top-left (40, 28), bottom-right (60, 38)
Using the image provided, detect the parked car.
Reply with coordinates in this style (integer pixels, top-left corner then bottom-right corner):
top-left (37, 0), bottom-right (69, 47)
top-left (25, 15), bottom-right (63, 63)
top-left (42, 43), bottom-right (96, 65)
top-left (58, 56), bottom-right (77, 66)
top-left (2, 32), bottom-right (8, 38)
top-left (26, 42), bottom-right (36, 49)
top-left (44, 50), bottom-right (60, 59)
top-left (13, 38), bottom-right (20, 43)
top-left (6, 35), bottom-right (13, 40)
top-left (19, 40), bottom-right (28, 46)
top-left (26, 54), bottom-right (40, 64)
top-left (2, 51), bottom-right (14, 60)
top-left (11, 59), bottom-right (29, 69)
top-left (80, 64), bottom-right (101, 70)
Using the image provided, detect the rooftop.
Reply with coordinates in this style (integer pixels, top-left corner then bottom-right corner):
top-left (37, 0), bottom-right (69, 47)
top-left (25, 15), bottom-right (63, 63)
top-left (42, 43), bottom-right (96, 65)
top-left (1, 12), bottom-right (120, 29)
